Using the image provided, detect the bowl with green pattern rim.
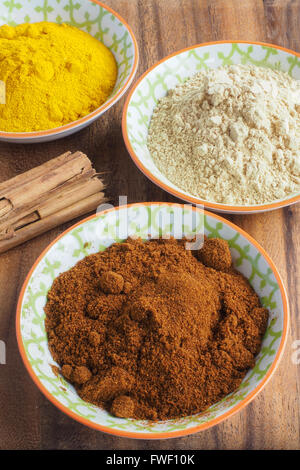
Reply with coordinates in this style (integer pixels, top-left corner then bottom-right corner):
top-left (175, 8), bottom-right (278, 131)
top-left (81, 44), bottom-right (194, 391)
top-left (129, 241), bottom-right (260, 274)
top-left (0, 0), bottom-right (138, 143)
top-left (16, 203), bottom-right (289, 438)
top-left (122, 41), bottom-right (300, 214)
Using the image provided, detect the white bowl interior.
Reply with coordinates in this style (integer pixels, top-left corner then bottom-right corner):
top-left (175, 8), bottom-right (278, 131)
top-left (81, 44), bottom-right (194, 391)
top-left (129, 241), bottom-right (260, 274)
top-left (125, 43), bottom-right (300, 210)
top-left (18, 204), bottom-right (286, 437)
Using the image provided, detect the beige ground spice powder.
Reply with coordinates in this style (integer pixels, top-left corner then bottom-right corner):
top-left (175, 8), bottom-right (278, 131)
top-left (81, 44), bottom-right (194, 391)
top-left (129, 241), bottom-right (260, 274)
top-left (147, 65), bottom-right (300, 205)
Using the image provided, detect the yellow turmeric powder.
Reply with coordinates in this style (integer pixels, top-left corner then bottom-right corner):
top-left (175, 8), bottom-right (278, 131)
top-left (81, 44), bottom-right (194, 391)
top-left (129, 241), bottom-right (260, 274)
top-left (0, 22), bottom-right (117, 132)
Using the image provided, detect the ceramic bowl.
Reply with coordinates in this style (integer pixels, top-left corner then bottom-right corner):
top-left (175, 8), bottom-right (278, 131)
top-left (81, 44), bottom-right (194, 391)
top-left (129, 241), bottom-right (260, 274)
top-left (122, 41), bottom-right (300, 214)
top-left (0, 0), bottom-right (138, 143)
top-left (16, 203), bottom-right (289, 438)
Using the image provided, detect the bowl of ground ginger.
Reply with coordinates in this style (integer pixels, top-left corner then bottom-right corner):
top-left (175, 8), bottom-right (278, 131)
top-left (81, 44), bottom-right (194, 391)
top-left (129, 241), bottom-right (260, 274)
top-left (0, 0), bottom-right (138, 143)
top-left (17, 203), bottom-right (288, 438)
top-left (123, 41), bottom-right (300, 213)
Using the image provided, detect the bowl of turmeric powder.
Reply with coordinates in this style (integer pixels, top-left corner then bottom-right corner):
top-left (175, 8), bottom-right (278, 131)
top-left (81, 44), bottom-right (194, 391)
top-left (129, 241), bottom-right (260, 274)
top-left (16, 203), bottom-right (288, 438)
top-left (0, 0), bottom-right (138, 142)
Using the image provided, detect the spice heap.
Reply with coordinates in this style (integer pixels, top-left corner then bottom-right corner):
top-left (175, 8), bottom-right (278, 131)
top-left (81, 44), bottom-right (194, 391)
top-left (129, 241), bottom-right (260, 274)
top-left (0, 22), bottom-right (117, 132)
top-left (45, 237), bottom-right (269, 420)
top-left (147, 64), bottom-right (300, 205)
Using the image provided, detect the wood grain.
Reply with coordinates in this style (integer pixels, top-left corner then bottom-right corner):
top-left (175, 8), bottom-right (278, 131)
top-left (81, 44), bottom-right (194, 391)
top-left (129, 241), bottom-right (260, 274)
top-left (0, 0), bottom-right (299, 450)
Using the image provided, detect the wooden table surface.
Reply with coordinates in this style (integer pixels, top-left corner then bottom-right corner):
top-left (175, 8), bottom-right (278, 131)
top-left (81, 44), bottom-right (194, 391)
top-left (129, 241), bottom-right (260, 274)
top-left (0, 0), bottom-right (299, 450)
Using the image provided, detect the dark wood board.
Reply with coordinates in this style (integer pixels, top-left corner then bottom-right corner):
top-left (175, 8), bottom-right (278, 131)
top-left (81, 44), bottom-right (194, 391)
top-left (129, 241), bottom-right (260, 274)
top-left (0, 0), bottom-right (299, 450)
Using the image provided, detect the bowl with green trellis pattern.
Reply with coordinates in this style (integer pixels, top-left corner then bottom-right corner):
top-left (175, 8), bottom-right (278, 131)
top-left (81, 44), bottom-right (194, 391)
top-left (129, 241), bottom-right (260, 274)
top-left (16, 203), bottom-right (289, 438)
top-left (122, 41), bottom-right (300, 214)
top-left (0, 0), bottom-right (138, 143)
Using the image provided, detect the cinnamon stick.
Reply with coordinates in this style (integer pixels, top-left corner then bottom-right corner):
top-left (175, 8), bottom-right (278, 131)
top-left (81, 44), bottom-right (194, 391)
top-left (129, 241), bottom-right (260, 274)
top-left (0, 151), bottom-right (107, 253)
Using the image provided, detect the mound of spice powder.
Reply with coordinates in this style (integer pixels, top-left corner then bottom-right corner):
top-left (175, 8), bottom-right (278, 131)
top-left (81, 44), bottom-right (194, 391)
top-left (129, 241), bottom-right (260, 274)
top-left (45, 237), bottom-right (269, 420)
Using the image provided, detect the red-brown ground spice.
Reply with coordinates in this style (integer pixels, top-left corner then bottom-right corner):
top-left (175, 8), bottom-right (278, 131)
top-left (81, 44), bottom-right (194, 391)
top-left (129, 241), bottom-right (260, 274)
top-left (45, 237), bottom-right (269, 420)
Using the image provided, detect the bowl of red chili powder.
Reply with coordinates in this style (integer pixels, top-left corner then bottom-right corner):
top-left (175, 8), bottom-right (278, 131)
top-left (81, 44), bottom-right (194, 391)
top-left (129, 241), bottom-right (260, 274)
top-left (16, 203), bottom-right (289, 438)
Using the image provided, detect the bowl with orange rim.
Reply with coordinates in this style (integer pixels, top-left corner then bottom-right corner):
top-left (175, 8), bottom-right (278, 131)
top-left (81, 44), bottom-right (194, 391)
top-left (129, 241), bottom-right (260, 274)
top-left (122, 41), bottom-right (300, 214)
top-left (0, 0), bottom-right (138, 143)
top-left (16, 202), bottom-right (289, 438)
